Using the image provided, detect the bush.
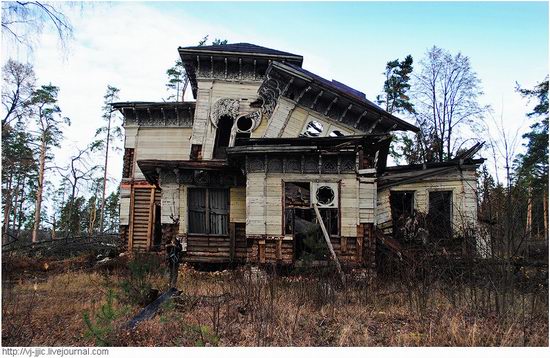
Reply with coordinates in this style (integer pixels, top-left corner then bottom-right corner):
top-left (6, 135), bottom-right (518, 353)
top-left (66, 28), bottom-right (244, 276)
top-left (83, 289), bottom-right (127, 346)
top-left (118, 254), bottom-right (163, 306)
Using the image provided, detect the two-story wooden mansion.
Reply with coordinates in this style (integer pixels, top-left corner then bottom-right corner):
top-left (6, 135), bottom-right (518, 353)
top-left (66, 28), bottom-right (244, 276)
top-left (114, 43), bottom-right (483, 267)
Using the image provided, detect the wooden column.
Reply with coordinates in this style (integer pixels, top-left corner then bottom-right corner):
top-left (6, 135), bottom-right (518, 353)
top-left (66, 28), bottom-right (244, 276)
top-left (128, 183), bottom-right (135, 251)
top-left (229, 222), bottom-right (236, 262)
top-left (146, 187), bottom-right (156, 250)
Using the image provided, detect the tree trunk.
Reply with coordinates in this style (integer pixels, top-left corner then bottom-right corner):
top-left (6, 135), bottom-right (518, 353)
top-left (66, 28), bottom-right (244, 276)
top-left (526, 186), bottom-right (532, 240)
top-left (16, 177), bottom-right (26, 239)
top-left (10, 175), bottom-right (21, 234)
top-left (2, 172), bottom-right (13, 244)
top-left (543, 191), bottom-right (548, 241)
top-left (99, 115), bottom-right (111, 234)
top-left (32, 139), bottom-right (46, 243)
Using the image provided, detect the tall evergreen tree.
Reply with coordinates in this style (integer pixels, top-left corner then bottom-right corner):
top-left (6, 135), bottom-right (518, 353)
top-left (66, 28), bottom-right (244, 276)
top-left (92, 85), bottom-right (121, 234)
top-left (165, 35), bottom-right (228, 101)
top-left (376, 55), bottom-right (415, 115)
top-left (28, 84), bottom-right (70, 242)
top-left (515, 77), bottom-right (549, 239)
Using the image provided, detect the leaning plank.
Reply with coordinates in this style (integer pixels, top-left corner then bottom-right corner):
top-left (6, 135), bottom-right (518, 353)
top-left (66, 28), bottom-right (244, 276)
top-left (313, 203), bottom-right (346, 285)
top-left (126, 287), bottom-right (180, 330)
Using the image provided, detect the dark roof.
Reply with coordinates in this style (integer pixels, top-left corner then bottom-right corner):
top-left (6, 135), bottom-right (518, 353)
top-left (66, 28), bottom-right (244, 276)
top-left (178, 42), bottom-right (303, 60)
top-left (270, 62), bottom-right (419, 132)
top-left (111, 101), bottom-right (195, 109)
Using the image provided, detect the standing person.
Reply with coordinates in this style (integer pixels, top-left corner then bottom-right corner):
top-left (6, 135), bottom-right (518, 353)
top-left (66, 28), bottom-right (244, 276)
top-left (166, 236), bottom-right (182, 288)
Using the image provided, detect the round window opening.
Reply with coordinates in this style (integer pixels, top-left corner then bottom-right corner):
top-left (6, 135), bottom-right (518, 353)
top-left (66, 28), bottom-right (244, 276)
top-left (305, 121), bottom-right (324, 137)
top-left (316, 186), bottom-right (335, 205)
top-left (236, 115), bottom-right (254, 132)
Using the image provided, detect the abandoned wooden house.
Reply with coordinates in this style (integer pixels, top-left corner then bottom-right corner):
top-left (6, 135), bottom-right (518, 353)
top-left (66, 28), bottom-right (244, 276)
top-left (114, 43), bottom-right (484, 267)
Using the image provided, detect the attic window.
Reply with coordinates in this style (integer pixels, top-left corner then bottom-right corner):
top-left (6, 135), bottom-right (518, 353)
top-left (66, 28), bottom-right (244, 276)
top-left (329, 130), bottom-right (344, 137)
top-left (304, 121), bottom-right (323, 137)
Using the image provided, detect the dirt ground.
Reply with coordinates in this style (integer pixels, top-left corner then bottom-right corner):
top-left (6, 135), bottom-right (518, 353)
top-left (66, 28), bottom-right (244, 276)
top-left (1, 252), bottom-right (548, 347)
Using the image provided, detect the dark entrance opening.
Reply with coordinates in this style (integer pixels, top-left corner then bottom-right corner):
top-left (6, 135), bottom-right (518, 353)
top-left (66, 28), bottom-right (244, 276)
top-left (390, 191), bottom-right (415, 241)
top-left (153, 203), bottom-right (162, 249)
top-left (428, 191), bottom-right (453, 240)
top-left (213, 115), bottom-right (234, 159)
top-left (283, 182), bottom-right (335, 261)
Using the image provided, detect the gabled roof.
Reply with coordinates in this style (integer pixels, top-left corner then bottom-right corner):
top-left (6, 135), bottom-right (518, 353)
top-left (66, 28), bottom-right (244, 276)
top-left (178, 42), bottom-right (303, 62)
top-left (268, 61), bottom-right (419, 133)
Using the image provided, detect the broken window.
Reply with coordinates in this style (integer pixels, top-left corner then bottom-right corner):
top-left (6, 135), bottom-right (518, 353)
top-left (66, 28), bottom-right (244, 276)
top-left (303, 120), bottom-right (324, 137)
top-left (390, 191), bottom-right (415, 241)
top-left (428, 191), bottom-right (453, 239)
top-left (188, 188), bottom-right (229, 235)
top-left (213, 115), bottom-right (234, 159)
top-left (284, 182), bottom-right (339, 260)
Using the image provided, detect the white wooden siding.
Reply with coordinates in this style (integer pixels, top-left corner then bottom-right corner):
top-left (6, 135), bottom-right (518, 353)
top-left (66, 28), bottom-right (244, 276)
top-left (376, 169), bottom-right (479, 233)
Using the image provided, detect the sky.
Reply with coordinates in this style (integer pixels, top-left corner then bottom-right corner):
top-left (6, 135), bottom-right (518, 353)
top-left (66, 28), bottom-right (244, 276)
top-left (2, 0), bottom-right (548, 197)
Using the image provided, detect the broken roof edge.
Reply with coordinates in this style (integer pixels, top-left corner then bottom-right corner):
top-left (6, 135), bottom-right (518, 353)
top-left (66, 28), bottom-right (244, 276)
top-left (268, 61), bottom-right (420, 133)
top-left (383, 158), bottom-right (485, 173)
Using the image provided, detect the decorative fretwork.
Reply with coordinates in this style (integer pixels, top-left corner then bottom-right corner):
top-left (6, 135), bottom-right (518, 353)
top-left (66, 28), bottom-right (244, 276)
top-left (211, 98), bottom-right (240, 127)
top-left (322, 156), bottom-right (339, 174)
top-left (303, 155), bottom-right (319, 173)
top-left (194, 170), bottom-right (210, 185)
top-left (243, 153), bottom-right (358, 175)
top-left (258, 73), bottom-right (282, 117)
top-left (267, 158), bottom-right (283, 173)
top-left (341, 158), bottom-right (356, 172)
top-left (285, 158), bottom-right (301, 173)
top-left (248, 157), bottom-right (265, 173)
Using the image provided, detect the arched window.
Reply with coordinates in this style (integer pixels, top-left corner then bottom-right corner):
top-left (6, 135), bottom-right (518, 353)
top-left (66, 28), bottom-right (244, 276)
top-left (213, 115), bottom-right (234, 159)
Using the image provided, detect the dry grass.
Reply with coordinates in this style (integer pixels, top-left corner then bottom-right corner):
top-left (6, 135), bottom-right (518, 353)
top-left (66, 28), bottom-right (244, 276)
top-left (2, 253), bottom-right (548, 347)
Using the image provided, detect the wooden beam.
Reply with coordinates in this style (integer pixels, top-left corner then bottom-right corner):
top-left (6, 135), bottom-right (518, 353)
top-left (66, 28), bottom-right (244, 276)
top-left (339, 104), bottom-right (352, 122)
top-left (160, 107), bottom-right (166, 126)
top-left (366, 116), bottom-right (383, 133)
top-left (313, 203), bottom-right (345, 285)
top-left (282, 77), bottom-right (294, 96)
top-left (224, 57), bottom-right (228, 79)
top-left (253, 59), bottom-right (257, 80)
top-left (310, 90), bottom-right (324, 109)
top-left (146, 187), bottom-right (156, 250)
top-left (239, 58), bottom-right (242, 79)
top-left (324, 97), bottom-right (338, 116)
top-left (196, 56), bottom-right (200, 76)
top-left (354, 110), bottom-right (367, 128)
top-left (210, 56), bottom-right (214, 78)
top-left (296, 85), bottom-right (311, 103)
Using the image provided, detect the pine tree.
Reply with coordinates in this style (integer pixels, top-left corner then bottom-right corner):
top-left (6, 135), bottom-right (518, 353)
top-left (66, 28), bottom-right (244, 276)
top-left (29, 84), bottom-right (70, 242)
top-left (92, 85), bottom-right (122, 234)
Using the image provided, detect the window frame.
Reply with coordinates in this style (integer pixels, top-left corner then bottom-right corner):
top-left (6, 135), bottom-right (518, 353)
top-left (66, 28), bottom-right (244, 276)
top-left (188, 187), bottom-right (230, 236)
